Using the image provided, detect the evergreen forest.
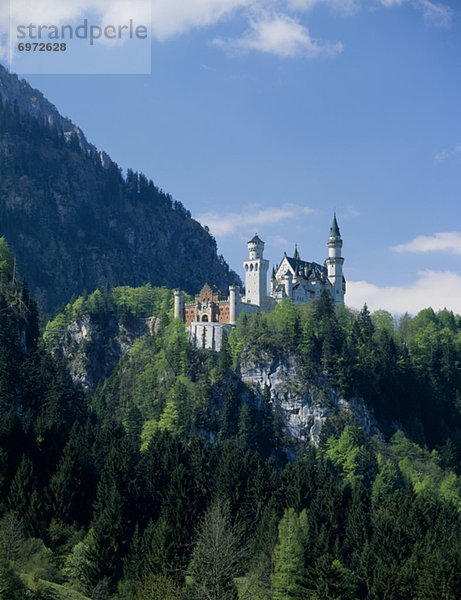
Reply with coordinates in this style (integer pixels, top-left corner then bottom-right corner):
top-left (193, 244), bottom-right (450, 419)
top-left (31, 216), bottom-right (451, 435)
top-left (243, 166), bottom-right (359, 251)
top-left (0, 236), bottom-right (460, 600)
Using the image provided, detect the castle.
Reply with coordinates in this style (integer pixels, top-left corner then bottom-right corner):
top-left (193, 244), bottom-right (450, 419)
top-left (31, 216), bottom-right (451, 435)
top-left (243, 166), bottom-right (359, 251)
top-left (174, 215), bottom-right (345, 350)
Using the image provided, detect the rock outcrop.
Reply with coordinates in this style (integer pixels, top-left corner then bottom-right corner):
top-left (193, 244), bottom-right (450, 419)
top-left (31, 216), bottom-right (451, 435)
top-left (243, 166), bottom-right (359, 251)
top-left (49, 312), bottom-right (158, 392)
top-left (0, 64), bottom-right (104, 163)
top-left (239, 353), bottom-right (378, 445)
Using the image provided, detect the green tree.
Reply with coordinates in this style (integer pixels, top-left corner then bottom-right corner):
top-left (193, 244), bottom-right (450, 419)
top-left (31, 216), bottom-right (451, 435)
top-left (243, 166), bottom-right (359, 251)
top-left (188, 500), bottom-right (244, 600)
top-left (0, 557), bottom-right (26, 599)
top-left (135, 573), bottom-right (182, 600)
top-left (271, 508), bottom-right (306, 600)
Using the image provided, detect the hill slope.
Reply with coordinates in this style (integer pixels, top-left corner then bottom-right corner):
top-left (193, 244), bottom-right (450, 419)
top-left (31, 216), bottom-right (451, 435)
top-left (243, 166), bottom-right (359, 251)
top-left (0, 65), bottom-right (240, 312)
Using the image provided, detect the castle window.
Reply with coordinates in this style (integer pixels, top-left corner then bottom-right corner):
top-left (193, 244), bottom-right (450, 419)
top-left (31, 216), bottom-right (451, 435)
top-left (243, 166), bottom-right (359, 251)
top-left (255, 264), bottom-right (258, 271)
top-left (250, 264), bottom-right (254, 271)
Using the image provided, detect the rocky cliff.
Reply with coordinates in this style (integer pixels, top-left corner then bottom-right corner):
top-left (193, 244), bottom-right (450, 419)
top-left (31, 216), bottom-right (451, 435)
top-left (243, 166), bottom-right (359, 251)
top-left (47, 311), bottom-right (158, 392)
top-left (239, 352), bottom-right (378, 446)
top-left (50, 301), bottom-right (378, 446)
top-left (0, 64), bottom-right (107, 163)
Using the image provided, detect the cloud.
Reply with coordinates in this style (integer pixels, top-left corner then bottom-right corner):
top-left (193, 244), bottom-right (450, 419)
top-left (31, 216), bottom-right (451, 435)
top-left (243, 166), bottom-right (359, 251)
top-left (435, 143), bottom-right (461, 163)
top-left (417, 0), bottom-right (452, 27)
top-left (1, 0), bottom-right (452, 63)
top-left (151, 0), bottom-right (250, 41)
top-left (268, 234), bottom-right (290, 247)
top-left (347, 270), bottom-right (461, 314)
top-left (198, 203), bottom-right (316, 236)
top-left (377, 0), bottom-right (452, 26)
top-left (393, 232), bottom-right (461, 255)
top-left (9, 0), bottom-right (151, 25)
top-left (286, 0), bottom-right (360, 15)
top-left (214, 12), bottom-right (343, 58)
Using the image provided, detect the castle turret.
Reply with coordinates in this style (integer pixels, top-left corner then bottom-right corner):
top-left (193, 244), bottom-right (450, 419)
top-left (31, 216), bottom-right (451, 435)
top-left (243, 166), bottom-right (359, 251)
top-left (325, 214), bottom-right (345, 304)
top-left (244, 234), bottom-right (269, 306)
top-left (270, 267), bottom-right (276, 295)
top-left (174, 289), bottom-right (185, 320)
top-left (229, 284), bottom-right (240, 324)
top-left (282, 271), bottom-right (293, 299)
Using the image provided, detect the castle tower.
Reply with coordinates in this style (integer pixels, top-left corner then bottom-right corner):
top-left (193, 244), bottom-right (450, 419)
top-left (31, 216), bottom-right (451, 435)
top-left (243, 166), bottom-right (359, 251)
top-left (174, 289), bottom-right (185, 320)
top-left (270, 267), bottom-right (276, 296)
top-left (282, 271), bottom-right (293, 299)
top-left (244, 234), bottom-right (269, 306)
top-left (229, 284), bottom-right (240, 324)
top-left (325, 214), bottom-right (345, 304)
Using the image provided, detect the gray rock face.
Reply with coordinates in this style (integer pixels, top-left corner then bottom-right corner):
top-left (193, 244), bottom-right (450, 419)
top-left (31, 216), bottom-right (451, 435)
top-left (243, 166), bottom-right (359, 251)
top-left (0, 64), bottom-right (107, 165)
top-left (50, 312), bottom-right (158, 392)
top-left (239, 353), bottom-right (377, 445)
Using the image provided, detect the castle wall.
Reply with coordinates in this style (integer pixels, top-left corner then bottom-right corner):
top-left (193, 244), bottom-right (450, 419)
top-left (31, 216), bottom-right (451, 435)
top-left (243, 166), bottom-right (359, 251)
top-left (188, 322), bottom-right (234, 351)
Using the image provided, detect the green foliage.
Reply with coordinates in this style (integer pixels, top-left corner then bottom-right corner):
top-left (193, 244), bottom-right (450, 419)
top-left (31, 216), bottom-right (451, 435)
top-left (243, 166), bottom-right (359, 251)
top-left (0, 236), bottom-right (461, 599)
top-left (188, 500), bottom-right (243, 600)
top-left (44, 284), bottom-right (174, 348)
top-left (388, 431), bottom-right (461, 510)
top-left (17, 538), bottom-right (61, 583)
top-left (0, 557), bottom-right (26, 599)
top-left (135, 573), bottom-right (182, 600)
top-left (271, 508), bottom-right (306, 600)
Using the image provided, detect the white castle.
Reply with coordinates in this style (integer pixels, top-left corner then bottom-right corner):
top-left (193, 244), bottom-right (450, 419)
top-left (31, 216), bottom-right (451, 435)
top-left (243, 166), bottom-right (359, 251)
top-left (175, 215), bottom-right (345, 349)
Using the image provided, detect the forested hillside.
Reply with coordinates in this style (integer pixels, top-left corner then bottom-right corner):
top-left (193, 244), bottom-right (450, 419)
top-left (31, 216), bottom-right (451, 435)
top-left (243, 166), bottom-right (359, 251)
top-left (1, 235), bottom-right (460, 599)
top-left (0, 65), bottom-right (240, 313)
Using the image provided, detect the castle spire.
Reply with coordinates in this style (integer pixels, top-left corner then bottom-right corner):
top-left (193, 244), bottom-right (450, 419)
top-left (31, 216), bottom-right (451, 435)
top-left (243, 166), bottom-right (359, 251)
top-left (329, 213), bottom-right (341, 238)
top-left (326, 213), bottom-right (344, 304)
top-left (294, 243), bottom-right (300, 261)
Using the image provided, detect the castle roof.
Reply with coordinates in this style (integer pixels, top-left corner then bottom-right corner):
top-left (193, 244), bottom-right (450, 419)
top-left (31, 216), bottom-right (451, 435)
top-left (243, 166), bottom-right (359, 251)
top-left (199, 283), bottom-right (226, 297)
top-left (284, 256), bottom-right (328, 281)
top-left (248, 234), bottom-right (264, 244)
top-left (329, 213), bottom-right (341, 238)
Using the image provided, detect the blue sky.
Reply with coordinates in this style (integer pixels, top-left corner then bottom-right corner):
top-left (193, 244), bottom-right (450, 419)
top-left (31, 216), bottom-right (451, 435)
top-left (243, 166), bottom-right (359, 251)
top-left (1, 0), bottom-right (461, 314)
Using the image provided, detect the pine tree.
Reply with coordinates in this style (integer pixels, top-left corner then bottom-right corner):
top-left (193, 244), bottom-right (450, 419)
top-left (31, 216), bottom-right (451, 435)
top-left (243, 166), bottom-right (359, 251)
top-left (271, 508), bottom-right (305, 600)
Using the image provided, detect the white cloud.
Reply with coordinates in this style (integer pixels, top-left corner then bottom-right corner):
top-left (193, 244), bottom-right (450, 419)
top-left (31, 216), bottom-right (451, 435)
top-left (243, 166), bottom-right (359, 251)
top-left (417, 0), bottom-right (452, 27)
top-left (377, 0), bottom-right (452, 26)
top-left (9, 0), bottom-right (152, 25)
top-left (347, 270), bottom-right (461, 314)
top-left (393, 232), bottom-right (461, 255)
top-left (286, 0), bottom-right (360, 15)
top-left (198, 203), bottom-right (316, 236)
top-left (1, 0), bottom-right (452, 63)
top-left (214, 12), bottom-right (343, 58)
top-left (151, 0), bottom-right (250, 41)
top-left (268, 234), bottom-right (290, 246)
top-left (435, 143), bottom-right (461, 162)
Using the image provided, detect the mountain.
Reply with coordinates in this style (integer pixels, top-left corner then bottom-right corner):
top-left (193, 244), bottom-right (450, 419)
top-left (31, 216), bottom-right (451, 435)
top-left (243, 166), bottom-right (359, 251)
top-left (0, 65), bottom-right (240, 312)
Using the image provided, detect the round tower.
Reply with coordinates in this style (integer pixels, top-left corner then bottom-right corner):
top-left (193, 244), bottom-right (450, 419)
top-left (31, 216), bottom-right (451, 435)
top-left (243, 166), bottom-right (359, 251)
top-left (174, 289), bottom-right (185, 320)
top-left (270, 267), bottom-right (276, 295)
top-left (248, 234), bottom-right (264, 260)
top-left (282, 271), bottom-right (293, 299)
top-left (243, 234), bottom-right (269, 306)
top-left (229, 284), bottom-right (240, 324)
top-left (325, 214), bottom-right (345, 304)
